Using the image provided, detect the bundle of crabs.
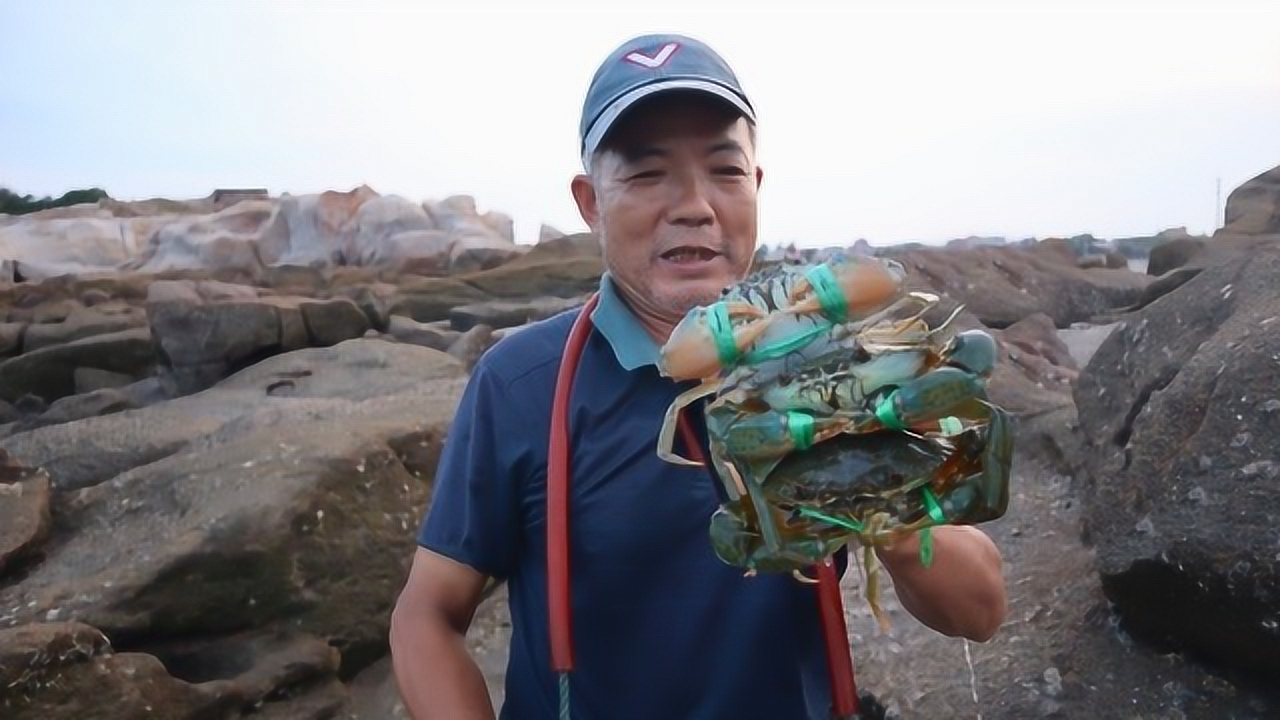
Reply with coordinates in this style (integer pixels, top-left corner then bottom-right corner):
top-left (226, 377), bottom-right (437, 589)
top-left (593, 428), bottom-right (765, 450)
top-left (656, 254), bottom-right (1013, 629)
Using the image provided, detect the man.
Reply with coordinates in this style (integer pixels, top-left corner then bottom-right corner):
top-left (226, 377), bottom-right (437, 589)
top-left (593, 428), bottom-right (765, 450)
top-left (389, 33), bottom-right (1007, 720)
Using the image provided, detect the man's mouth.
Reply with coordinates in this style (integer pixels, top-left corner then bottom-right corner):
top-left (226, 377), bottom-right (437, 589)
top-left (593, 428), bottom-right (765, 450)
top-left (661, 246), bottom-right (721, 264)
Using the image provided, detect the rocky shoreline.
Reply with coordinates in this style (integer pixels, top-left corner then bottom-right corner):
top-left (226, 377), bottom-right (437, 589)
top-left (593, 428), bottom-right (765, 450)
top-left (1, 163), bottom-right (1278, 719)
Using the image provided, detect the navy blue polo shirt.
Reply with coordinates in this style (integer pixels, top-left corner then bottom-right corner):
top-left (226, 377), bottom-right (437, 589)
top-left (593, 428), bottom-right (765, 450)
top-left (418, 274), bottom-right (842, 719)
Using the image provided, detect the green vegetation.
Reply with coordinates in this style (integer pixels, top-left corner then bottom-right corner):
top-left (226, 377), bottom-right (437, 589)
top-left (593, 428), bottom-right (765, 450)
top-left (0, 186), bottom-right (109, 215)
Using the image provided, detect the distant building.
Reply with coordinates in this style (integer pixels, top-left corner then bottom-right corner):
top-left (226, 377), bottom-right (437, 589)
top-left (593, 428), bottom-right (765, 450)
top-left (211, 188), bottom-right (269, 210)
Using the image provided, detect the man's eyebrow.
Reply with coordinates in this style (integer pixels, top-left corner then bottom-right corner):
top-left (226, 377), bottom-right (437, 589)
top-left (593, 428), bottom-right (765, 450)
top-left (708, 140), bottom-right (746, 157)
top-left (618, 144), bottom-right (666, 164)
top-left (613, 138), bottom-right (746, 165)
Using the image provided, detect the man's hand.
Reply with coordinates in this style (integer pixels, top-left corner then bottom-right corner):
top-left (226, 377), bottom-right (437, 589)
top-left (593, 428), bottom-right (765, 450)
top-left (873, 525), bottom-right (1007, 641)
top-left (390, 548), bottom-right (497, 720)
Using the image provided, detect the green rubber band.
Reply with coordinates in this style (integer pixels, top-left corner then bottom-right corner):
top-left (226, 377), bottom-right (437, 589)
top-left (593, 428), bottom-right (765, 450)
top-left (918, 487), bottom-right (945, 568)
top-left (788, 411), bottom-right (815, 450)
top-left (938, 416), bottom-right (964, 436)
top-left (707, 302), bottom-right (741, 367)
top-left (739, 321), bottom-right (832, 365)
top-left (797, 506), bottom-right (864, 533)
top-left (921, 485), bottom-right (946, 525)
top-left (805, 264), bottom-right (849, 323)
top-left (875, 391), bottom-right (905, 430)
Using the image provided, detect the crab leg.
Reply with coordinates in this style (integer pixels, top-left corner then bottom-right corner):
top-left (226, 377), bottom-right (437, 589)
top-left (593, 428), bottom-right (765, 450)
top-left (656, 380), bottom-right (721, 466)
top-left (746, 471), bottom-right (786, 558)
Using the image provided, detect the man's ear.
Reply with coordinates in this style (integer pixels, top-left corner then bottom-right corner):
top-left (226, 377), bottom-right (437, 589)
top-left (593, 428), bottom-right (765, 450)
top-left (571, 173), bottom-right (600, 231)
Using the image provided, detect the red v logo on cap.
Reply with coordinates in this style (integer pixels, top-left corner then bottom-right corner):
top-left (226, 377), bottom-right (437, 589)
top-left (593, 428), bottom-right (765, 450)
top-left (624, 42), bottom-right (679, 69)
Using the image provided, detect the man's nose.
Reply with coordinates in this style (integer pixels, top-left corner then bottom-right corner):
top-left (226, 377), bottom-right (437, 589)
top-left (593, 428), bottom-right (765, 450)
top-left (666, 173), bottom-right (715, 227)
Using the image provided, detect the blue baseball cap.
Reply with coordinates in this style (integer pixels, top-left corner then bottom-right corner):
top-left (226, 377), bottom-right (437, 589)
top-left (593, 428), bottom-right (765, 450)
top-left (579, 33), bottom-right (756, 163)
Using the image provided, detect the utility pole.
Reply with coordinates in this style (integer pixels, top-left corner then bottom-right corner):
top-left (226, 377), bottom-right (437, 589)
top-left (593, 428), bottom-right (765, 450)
top-left (1215, 176), bottom-right (1222, 231)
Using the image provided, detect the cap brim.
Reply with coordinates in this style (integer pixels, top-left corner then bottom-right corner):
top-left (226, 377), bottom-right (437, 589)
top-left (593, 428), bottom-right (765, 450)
top-left (582, 79), bottom-right (755, 164)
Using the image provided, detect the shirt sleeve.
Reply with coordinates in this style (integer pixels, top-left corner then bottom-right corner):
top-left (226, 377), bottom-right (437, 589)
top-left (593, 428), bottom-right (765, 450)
top-left (417, 359), bottom-right (529, 580)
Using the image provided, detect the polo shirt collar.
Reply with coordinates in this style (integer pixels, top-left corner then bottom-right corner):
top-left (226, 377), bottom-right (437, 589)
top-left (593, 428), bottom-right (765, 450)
top-left (590, 273), bottom-right (662, 371)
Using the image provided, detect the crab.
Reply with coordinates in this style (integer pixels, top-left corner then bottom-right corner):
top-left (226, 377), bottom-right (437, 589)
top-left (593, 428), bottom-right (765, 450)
top-left (655, 254), bottom-right (1014, 629)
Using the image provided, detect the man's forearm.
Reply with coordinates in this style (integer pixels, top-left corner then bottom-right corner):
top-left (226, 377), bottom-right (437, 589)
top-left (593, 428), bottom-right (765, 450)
top-left (390, 608), bottom-right (496, 720)
top-left (874, 525), bottom-right (1007, 641)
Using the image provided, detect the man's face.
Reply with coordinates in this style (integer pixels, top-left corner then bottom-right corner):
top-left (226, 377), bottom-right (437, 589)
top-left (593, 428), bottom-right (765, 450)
top-left (571, 93), bottom-right (763, 330)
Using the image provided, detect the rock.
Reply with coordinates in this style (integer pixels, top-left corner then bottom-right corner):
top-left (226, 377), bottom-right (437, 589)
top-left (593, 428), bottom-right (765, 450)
top-left (147, 290), bottom-right (283, 395)
top-left (128, 199), bottom-right (279, 278)
top-left (997, 313), bottom-right (1077, 372)
top-left (459, 255), bottom-right (602, 300)
top-left (339, 283), bottom-right (395, 333)
top-left (448, 235), bottom-right (528, 274)
top-left (1070, 242), bottom-right (1280, 684)
top-left (879, 245), bottom-right (1149, 329)
top-left (30, 298), bottom-right (83, 324)
top-left (0, 327), bottom-right (155, 404)
top-left (32, 388), bottom-right (137, 428)
top-left (74, 367), bottom-right (136, 393)
top-left (379, 229), bottom-right (454, 276)
top-left (538, 223), bottom-right (568, 243)
top-left (0, 460), bottom-right (51, 578)
top-left (0, 622), bottom-right (222, 720)
top-left (1, 186), bottom-right (540, 282)
top-left (385, 316), bottom-right (458, 352)
top-left (300, 297), bottom-right (371, 346)
top-left (1123, 266), bottom-right (1205, 313)
top-left (387, 277), bottom-right (490, 324)
top-left (146, 281), bottom-right (372, 395)
top-left (1147, 236), bottom-right (1208, 276)
top-left (269, 186), bottom-right (381, 267)
top-left (509, 231), bottom-right (600, 267)
top-left (0, 216), bottom-right (151, 282)
top-left (22, 304), bottom-right (148, 352)
top-left (0, 322), bottom-right (23, 357)
top-left (0, 621), bottom-right (348, 720)
top-left (448, 296), bottom-right (581, 332)
top-left (260, 264), bottom-right (328, 295)
top-left (447, 325), bottom-right (495, 371)
top-left (1222, 163), bottom-right (1280, 235)
top-left (0, 340), bottom-right (468, 679)
top-left (0, 400), bottom-right (17, 426)
top-left (481, 211), bottom-right (515, 244)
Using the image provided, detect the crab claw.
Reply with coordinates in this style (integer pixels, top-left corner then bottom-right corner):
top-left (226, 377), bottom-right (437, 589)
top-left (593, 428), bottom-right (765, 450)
top-left (786, 256), bottom-right (907, 322)
top-left (658, 302), bottom-right (770, 380)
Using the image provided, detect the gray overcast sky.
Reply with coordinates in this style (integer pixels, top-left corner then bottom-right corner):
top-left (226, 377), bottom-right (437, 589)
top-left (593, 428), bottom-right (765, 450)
top-left (3, 0), bottom-right (1278, 247)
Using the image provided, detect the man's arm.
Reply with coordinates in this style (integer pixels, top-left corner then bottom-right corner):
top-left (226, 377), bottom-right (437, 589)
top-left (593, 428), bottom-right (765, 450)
top-left (390, 548), bottom-right (497, 720)
top-left (874, 525), bottom-right (1007, 641)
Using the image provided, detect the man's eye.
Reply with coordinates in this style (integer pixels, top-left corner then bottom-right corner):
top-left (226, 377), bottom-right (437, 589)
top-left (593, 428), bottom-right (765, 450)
top-left (629, 170), bottom-right (662, 180)
top-left (715, 166), bottom-right (747, 176)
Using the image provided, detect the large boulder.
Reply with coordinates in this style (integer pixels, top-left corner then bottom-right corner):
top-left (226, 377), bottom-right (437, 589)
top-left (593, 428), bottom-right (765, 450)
top-left (145, 279), bottom-right (375, 395)
top-left (879, 245), bottom-right (1149, 328)
top-left (0, 327), bottom-right (156, 404)
top-left (0, 339), bottom-right (468, 690)
top-left (1222, 163), bottom-right (1280, 235)
top-left (1070, 239), bottom-right (1280, 683)
top-left (2, 186), bottom-right (539, 282)
top-left (1146, 236), bottom-right (1208, 276)
top-left (0, 621), bottom-right (348, 719)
